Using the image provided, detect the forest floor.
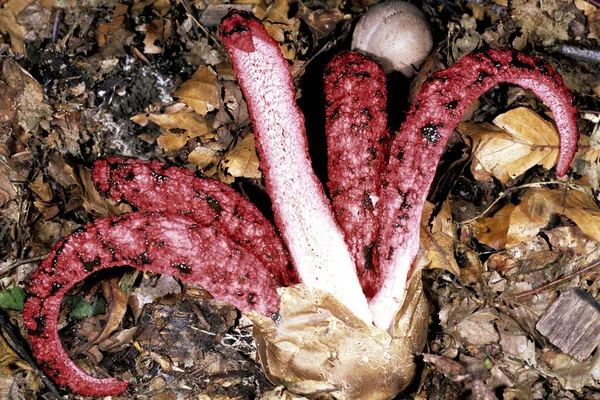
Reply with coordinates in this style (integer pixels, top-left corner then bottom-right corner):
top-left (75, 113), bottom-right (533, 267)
top-left (1, 0), bottom-right (600, 398)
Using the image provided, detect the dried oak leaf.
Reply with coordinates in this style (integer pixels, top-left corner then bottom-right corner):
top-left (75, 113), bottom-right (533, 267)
top-left (174, 66), bottom-right (220, 116)
top-left (222, 134), bottom-right (261, 179)
top-left (459, 107), bottom-right (560, 184)
top-left (421, 200), bottom-right (460, 276)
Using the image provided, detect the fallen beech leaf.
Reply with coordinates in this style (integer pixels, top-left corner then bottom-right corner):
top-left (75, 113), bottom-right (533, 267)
top-left (132, 111), bottom-right (211, 151)
top-left (222, 134), bottom-right (261, 179)
top-left (188, 146), bottom-right (219, 176)
top-left (0, 0), bottom-right (28, 54)
top-left (262, 0), bottom-right (300, 60)
top-left (474, 203), bottom-right (515, 250)
top-left (460, 107), bottom-right (560, 183)
top-left (506, 190), bottom-right (554, 248)
top-left (538, 350), bottom-right (600, 391)
top-left (421, 201), bottom-right (460, 275)
top-left (174, 66), bottom-right (220, 116)
top-left (96, 3), bottom-right (128, 48)
top-left (142, 19), bottom-right (171, 54)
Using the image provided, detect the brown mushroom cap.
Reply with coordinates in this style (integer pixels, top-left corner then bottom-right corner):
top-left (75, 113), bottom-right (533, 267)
top-left (352, 1), bottom-right (433, 77)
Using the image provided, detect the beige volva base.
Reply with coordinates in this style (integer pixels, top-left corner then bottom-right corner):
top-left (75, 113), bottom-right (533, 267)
top-left (249, 276), bottom-right (429, 400)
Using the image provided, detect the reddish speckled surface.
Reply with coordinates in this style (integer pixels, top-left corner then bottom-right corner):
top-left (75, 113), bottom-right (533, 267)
top-left (23, 213), bottom-right (281, 395)
top-left (370, 49), bottom-right (579, 329)
top-left (324, 51), bottom-right (389, 298)
top-left (92, 157), bottom-right (297, 286)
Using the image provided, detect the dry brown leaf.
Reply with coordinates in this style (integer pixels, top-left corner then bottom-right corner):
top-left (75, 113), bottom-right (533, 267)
top-left (2, 60), bottom-right (51, 134)
top-left (174, 66), bottom-right (219, 116)
top-left (421, 201), bottom-right (460, 276)
top-left (477, 188), bottom-right (600, 251)
top-left (0, 0), bottom-right (29, 54)
top-left (132, 111), bottom-right (211, 151)
top-left (511, 0), bottom-right (574, 46)
top-left (222, 134), bottom-right (261, 179)
top-left (0, 162), bottom-right (17, 207)
top-left (506, 190), bottom-right (554, 248)
top-left (188, 146), bottom-right (220, 175)
top-left (263, 0), bottom-right (300, 60)
top-left (474, 203), bottom-right (515, 250)
top-left (142, 19), bottom-right (172, 54)
top-left (460, 108), bottom-right (560, 183)
top-left (96, 3), bottom-right (128, 48)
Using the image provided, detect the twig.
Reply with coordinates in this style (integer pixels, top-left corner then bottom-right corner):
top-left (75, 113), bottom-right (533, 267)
top-left (557, 44), bottom-right (600, 65)
top-left (52, 8), bottom-right (64, 43)
top-left (0, 310), bottom-right (62, 399)
top-left (0, 255), bottom-right (46, 278)
top-left (513, 258), bottom-right (600, 300)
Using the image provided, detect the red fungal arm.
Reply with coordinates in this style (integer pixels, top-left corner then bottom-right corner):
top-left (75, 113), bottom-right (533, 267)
top-left (220, 11), bottom-right (373, 323)
top-left (23, 212), bottom-right (281, 396)
top-left (92, 157), bottom-right (298, 286)
top-left (370, 50), bottom-right (579, 330)
top-left (324, 51), bottom-right (389, 298)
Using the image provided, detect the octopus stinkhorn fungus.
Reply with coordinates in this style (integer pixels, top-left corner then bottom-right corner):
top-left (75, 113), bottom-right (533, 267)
top-left (23, 10), bottom-right (579, 399)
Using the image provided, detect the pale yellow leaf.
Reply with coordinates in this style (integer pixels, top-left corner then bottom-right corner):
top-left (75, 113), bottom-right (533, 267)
top-left (222, 134), bottom-right (261, 179)
top-left (188, 146), bottom-right (219, 176)
top-left (174, 66), bottom-right (219, 116)
top-left (420, 201), bottom-right (460, 275)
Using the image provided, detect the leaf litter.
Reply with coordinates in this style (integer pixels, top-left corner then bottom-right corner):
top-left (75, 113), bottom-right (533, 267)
top-left (0, 0), bottom-right (600, 398)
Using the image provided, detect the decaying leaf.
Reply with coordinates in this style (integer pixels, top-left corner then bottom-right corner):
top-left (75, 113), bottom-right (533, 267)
top-left (96, 3), bottom-right (128, 48)
top-left (474, 203), bottom-right (515, 250)
top-left (421, 200), bottom-right (460, 276)
top-left (262, 0), bottom-right (301, 60)
top-left (132, 107), bottom-right (211, 151)
top-left (460, 108), bottom-right (560, 183)
top-left (511, 0), bottom-right (575, 47)
top-left (2, 60), bottom-right (51, 134)
top-left (222, 134), bottom-right (261, 179)
top-left (475, 188), bottom-right (600, 250)
top-left (174, 66), bottom-right (220, 116)
top-left (0, 0), bottom-right (29, 54)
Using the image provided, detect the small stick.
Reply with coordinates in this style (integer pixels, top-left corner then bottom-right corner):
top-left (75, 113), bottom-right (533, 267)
top-left (557, 44), bottom-right (600, 65)
top-left (0, 255), bottom-right (46, 278)
top-left (513, 258), bottom-right (600, 300)
top-left (52, 8), bottom-right (64, 43)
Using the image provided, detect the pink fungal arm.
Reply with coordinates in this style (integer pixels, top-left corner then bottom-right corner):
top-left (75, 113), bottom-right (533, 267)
top-left (220, 11), bottom-right (373, 323)
top-left (370, 50), bottom-right (579, 330)
top-left (324, 51), bottom-right (389, 298)
top-left (23, 212), bottom-right (281, 396)
top-left (92, 157), bottom-right (298, 286)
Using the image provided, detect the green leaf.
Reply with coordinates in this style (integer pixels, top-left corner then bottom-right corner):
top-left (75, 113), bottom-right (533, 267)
top-left (70, 296), bottom-right (106, 320)
top-left (0, 286), bottom-right (25, 311)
